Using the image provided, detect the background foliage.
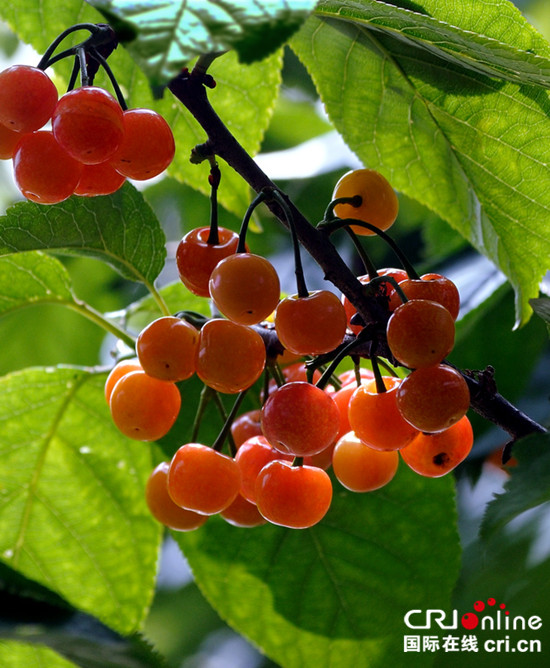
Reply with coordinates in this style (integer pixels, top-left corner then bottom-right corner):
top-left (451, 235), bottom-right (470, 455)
top-left (0, 1), bottom-right (549, 667)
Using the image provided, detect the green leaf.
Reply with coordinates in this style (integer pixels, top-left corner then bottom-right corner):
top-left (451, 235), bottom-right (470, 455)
top-left (480, 433), bottom-right (550, 541)
top-left (0, 642), bottom-right (77, 668)
top-left (177, 464), bottom-right (460, 668)
top-left (530, 296), bottom-right (550, 335)
top-left (0, 630), bottom-right (167, 668)
top-left (292, 3), bottom-right (550, 325)
top-left (87, 0), bottom-right (316, 87)
top-left (0, 251), bottom-right (74, 316)
top-left (0, 367), bottom-right (162, 634)
top-left (314, 0), bottom-right (550, 87)
top-left (0, 184), bottom-right (166, 288)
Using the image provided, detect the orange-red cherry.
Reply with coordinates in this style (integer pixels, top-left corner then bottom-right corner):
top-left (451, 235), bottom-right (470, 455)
top-left (209, 252), bottom-right (280, 325)
top-left (274, 290), bottom-right (347, 356)
top-left (168, 443), bottom-right (241, 515)
top-left (400, 416), bottom-right (474, 477)
top-left (255, 460), bottom-right (332, 529)
top-left (145, 462), bottom-right (208, 531)
top-left (176, 226), bottom-right (240, 297)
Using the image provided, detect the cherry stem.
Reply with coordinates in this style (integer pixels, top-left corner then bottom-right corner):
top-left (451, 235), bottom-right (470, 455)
top-left (352, 356), bottom-right (362, 386)
top-left (77, 46), bottom-right (89, 86)
top-left (345, 227), bottom-right (379, 280)
top-left (324, 195), bottom-right (362, 222)
top-left (207, 159), bottom-right (221, 245)
top-left (212, 390), bottom-right (248, 456)
top-left (37, 23), bottom-right (104, 70)
top-left (237, 189), bottom-right (269, 253)
top-left (67, 55), bottom-right (80, 92)
top-left (87, 47), bottom-right (128, 109)
top-left (318, 217), bottom-right (420, 280)
top-left (270, 189), bottom-right (309, 298)
top-left (370, 355), bottom-right (387, 394)
top-left (315, 331), bottom-right (371, 390)
top-left (191, 385), bottom-right (215, 442)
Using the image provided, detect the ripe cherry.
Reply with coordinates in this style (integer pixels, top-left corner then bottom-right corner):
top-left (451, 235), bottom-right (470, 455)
top-left (348, 376), bottom-right (419, 450)
top-left (209, 252), bottom-right (280, 325)
top-left (104, 358), bottom-right (142, 403)
top-left (234, 435), bottom-right (293, 503)
top-left (332, 168), bottom-right (399, 236)
top-left (0, 65), bottom-right (58, 133)
top-left (167, 443), bottom-right (241, 515)
top-left (52, 86), bottom-right (124, 164)
top-left (342, 268), bottom-right (408, 334)
top-left (400, 416), bottom-right (474, 477)
top-left (0, 123), bottom-right (23, 160)
top-left (388, 273), bottom-right (460, 319)
top-left (255, 460), bottom-right (333, 529)
top-left (396, 364), bottom-right (470, 433)
top-left (261, 381), bottom-right (340, 456)
top-left (230, 409), bottom-right (262, 448)
top-left (136, 315), bottom-right (199, 382)
top-left (110, 108), bottom-right (175, 179)
top-left (274, 290), bottom-right (347, 356)
top-left (195, 318), bottom-right (266, 394)
top-left (386, 299), bottom-right (455, 369)
top-left (220, 493), bottom-right (267, 528)
top-left (145, 462), bottom-right (208, 531)
top-left (13, 131), bottom-right (83, 204)
top-left (74, 161), bottom-right (126, 197)
top-left (109, 370), bottom-right (181, 441)
top-left (176, 226), bottom-right (240, 297)
top-left (332, 432), bottom-right (399, 492)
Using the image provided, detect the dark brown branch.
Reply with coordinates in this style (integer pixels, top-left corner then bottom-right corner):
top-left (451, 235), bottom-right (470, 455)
top-left (167, 69), bottom-right (547, 446)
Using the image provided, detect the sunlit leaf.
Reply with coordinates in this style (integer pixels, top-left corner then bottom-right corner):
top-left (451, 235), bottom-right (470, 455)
top-left (87, 0), bottom-right (315, 87)
top-left (293, 1), bottom-right (550, 325)
top-left (0, 184), bottom-right (166, 288)
top-left (0, 367), bottom-right (161, 634)
top-left (177, 464), bottom-right (460, 668)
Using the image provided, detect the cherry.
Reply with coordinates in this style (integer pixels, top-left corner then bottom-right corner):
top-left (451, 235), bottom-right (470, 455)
top-left (209, 252), bottom-right (280, 325)
top-left (234, 435), bottom-right (293, 503)
top-left (136, 315), bottom-right (199, 382)
top-left (52, 86), bottom-right (124, 165)
top-left (332, 432), bottom-right (399, 492)
top-left (396, 364), bottom-right (470, 432)
top-left (255, 460), bottom-right (332, 529)
top-left (104, 359), bottom-right (142, 403)
top-left (342, 268), bottom-right (408, 334)
top-left (332, 168), bottom-right (399, 236)
top-left (167, 443), bottom-right (241, 515)
top-left (348, 376), bottom-right (419, 450)
top-left (109, 370), bottom-right (181, 441)
top-left (388, 273), bottom-right (460, 318)
top-left (0, 123), bottom-right (23, 160)
top-left (145, 462), bottom-right (208, 531)
top-left (274, 290), bottom-right (347, 355)
top-left (230, 409), bottom-right (262, 448)
top-left (13, 130), bottom-right (83, 204)
top-left (400, 416), bottom-right (474, 477)
top-left (261, 381), bottom-right (340, 456)
top-left (195, 318), bottom-right (266, 394)
top-left (386, 299), bottom-right (455, 369)
top-left (176, 226), bottom-right (240, 297)
top-left (110, 108), bottom-right (175, 179)
top-left (220, 493), bottom-right (267, 528)
top-left (0, 65), bottom-right (58, 133)
top-left (74, 161), bottom-right (126, 197)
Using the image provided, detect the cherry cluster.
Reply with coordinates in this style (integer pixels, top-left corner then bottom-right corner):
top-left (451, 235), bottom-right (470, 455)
top-left (105, 167), bottom-right (474, 531)
top-left (0, 63), bottom-right (174, 204)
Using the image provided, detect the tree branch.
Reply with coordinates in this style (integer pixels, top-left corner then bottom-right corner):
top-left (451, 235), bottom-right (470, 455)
top-left (167, 69), bottom-right (547, 447)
